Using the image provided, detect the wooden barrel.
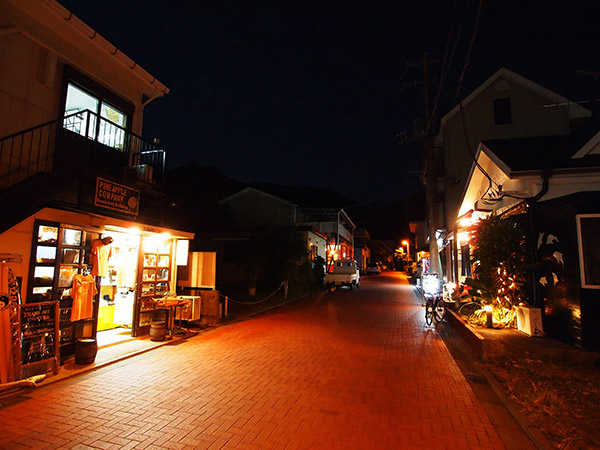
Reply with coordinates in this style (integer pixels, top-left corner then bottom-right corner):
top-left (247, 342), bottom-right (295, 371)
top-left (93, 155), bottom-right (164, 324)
top-left (74, 338), bottom-right (98, 365)
top-left (150, 321), bottom-right (166, 341)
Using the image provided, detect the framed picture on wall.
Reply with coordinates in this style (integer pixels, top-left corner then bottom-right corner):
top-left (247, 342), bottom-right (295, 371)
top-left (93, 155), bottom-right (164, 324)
top-left (576, 214), bottom-right (600, 288)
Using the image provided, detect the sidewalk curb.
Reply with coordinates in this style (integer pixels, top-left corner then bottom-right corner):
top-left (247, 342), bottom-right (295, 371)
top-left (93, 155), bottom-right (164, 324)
top-left (0, 337), bottom-right (180, 399)
top-left (445, 308), bottom-right (486, 358)
top-left (473, 356), bottom-right (552, 450)
top-left (442, 313), bottom-right (553, 450)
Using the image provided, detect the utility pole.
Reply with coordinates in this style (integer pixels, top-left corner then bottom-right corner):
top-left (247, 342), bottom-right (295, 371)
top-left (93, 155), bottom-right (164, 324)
top-left (403, 53), bottom-right (441, 139)
top-left (403, 53), bottom-right (443, 280)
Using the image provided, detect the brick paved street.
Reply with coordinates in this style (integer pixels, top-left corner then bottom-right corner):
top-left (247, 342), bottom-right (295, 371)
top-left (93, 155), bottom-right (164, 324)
top-left (0, 273), bottom-right (505, 449)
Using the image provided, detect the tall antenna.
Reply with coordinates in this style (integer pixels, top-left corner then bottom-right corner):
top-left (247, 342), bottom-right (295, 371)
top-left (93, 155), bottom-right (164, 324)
top-left (576, 69), bottom-right (600, 81)
top-left (543, 69), bottom-right (600, 108)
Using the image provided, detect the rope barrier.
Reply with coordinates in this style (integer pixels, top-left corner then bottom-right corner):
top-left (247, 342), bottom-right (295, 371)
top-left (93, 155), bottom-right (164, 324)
top-left (222, 281), bottom-right (288, 305)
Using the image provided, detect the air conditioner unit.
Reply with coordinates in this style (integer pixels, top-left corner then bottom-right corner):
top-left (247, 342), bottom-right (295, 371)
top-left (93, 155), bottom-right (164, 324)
top-left (177, 296), bottom-right (202, 321)
top-left (133, 164), bottom-right (153, 183)
top-left (517, 305), bottom-right (543, 336)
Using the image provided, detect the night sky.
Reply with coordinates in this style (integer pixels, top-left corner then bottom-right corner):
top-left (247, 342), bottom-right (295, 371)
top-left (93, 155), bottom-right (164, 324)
top-left (57, 1), bottom-right (599, 204)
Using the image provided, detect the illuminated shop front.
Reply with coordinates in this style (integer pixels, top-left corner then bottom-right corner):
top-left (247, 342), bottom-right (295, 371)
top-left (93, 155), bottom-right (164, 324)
top-left (327, 242), bottom-right (352, 263)
top-left (453, 209), bottom-right (488, 283)
top-left (326, 240), bottom-right (354, 270)
top-left (1, 207), bottom-right (192, 378)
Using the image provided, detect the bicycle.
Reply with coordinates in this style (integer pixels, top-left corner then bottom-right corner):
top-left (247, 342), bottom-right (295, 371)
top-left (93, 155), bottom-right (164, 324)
top-left (424, 295), bottom-right (446, 325)
top-left (420, 273), bottom-right (445, 325)
top-left (457, 299), bottom-right (484, 321)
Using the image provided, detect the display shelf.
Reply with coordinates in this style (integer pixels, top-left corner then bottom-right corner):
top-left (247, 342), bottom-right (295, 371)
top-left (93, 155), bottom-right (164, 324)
top-left (28, 222), bottom-right (59, 303)
top-left (133, 238), bottom-right (173, 336)
top-left (27, 221), bottom-right (99, 363)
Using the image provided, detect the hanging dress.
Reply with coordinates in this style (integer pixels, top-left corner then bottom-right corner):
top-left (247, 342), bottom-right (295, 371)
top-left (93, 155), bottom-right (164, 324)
top-left (91, 240), bottom-right (113, 277)
top-left (71, 274), bottom-right (97, 321)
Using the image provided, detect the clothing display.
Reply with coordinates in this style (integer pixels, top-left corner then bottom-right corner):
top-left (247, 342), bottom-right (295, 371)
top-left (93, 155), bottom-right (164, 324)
top-left (91, 238), bottom-right (113, 277)
top-left (95, 233), bottom-right (140, 331)
top-left (71, 274), bottom-right (97, 321)
top-left (114, 250), bottom-right (137, 288)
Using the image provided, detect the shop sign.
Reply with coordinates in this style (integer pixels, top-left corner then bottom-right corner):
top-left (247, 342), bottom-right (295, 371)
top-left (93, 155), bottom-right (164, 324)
top-left (94, 177), bottom-right (139, 216)
top-left (20, 301), bottom-right (59, 368)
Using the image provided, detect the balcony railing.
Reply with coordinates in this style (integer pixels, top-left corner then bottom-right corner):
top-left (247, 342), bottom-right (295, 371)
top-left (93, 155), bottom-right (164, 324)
top-left (0, 110), bottom-right (165, 188)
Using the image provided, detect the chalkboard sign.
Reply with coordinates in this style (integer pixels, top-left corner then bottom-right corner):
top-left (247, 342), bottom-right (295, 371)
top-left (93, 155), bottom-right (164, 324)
top-left (20, 301), bottom-right (59, 369)
top-left (577, 215), bottom-right (600, 288)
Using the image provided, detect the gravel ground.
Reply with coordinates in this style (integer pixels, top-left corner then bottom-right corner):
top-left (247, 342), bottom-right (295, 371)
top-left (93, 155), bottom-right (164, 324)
top-left (477, 329), bottom-right (600, 449)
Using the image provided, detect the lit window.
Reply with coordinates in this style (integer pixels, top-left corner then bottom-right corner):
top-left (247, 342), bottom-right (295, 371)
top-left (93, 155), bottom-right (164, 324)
top-left (64, 83), bottom-right (128, 150)
top-left (64, 84), bottom-right (98, 139)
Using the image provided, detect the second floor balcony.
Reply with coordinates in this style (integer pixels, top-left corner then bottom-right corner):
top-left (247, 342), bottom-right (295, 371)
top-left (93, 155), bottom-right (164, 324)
top-left (0, 109), bottom-right (165, 189)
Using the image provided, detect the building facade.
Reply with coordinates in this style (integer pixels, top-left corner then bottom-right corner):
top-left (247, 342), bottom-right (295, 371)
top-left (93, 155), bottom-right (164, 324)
top-left (458, 134), bottom-right (600, 349)
top-left (428, 67), bottom-right (591, 289)
top-left (0, 0), bottom-right (194, 382)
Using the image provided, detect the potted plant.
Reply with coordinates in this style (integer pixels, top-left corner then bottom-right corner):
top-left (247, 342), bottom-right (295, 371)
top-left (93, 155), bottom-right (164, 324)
top-left (467, 212), bottom-right (531, 327)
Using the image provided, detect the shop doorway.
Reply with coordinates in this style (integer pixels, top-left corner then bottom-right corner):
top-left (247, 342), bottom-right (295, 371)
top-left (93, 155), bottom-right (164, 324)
top-left (96, 231), bottom-right (139, 345)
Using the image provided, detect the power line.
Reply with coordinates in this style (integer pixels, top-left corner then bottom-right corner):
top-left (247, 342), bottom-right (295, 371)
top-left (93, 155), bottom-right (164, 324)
top-left (453, 0), bottom-right (504, 205)
top-left (455, 0), bottom-right (483, 101)
top-left (426, 0), bottom-right (471, 136)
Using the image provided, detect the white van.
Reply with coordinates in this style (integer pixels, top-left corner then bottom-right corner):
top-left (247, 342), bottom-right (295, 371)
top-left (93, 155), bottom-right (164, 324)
top-left (325, 259), bottom-right (360, 289)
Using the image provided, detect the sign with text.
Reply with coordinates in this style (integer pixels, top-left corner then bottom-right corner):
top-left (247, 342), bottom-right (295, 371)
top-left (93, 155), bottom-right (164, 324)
top-left (20, 301), bottom-right (59, 366)
top-left (94, 177), bottom-right (139, 216)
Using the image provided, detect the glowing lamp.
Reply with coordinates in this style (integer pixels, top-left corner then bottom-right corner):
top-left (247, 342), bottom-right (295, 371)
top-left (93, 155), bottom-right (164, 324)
top-left (457, 231), bottom-right (471, 244)
top-left (484, 304), bottom-right (493, 328)
top-left (128, 226), bottom-right (141, 234)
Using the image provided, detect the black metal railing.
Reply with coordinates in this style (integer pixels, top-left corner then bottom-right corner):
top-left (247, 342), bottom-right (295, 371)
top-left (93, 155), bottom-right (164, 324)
top-left (132, 150), bottom-right (166, 184)
top-left (0, 109), bottom-right (165, 188)
top-left (0, 118), bottom-right (57, 188)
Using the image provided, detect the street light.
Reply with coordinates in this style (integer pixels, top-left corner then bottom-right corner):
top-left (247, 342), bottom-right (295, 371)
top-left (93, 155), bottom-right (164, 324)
top-left (402, 240), bottom-right (410, 259)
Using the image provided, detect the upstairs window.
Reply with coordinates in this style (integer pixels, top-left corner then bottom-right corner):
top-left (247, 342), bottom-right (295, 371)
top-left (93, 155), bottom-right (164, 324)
top-left (64, 83), bottom-right (128, 150)
top-left (494, 97), bottom-right (512, 125)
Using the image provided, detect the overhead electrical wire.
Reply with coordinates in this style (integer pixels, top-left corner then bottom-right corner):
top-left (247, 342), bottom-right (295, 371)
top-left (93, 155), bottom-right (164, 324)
top-left (452, 0), bottom-right (509, 206)
top-left (424, 0), bottom-right (513, 207)
top-left (425, 0), bottom-right (469, 136)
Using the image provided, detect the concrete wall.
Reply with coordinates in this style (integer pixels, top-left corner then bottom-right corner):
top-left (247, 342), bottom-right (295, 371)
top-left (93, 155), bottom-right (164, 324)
top-left (0, 32), bottom-right (63, 138)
